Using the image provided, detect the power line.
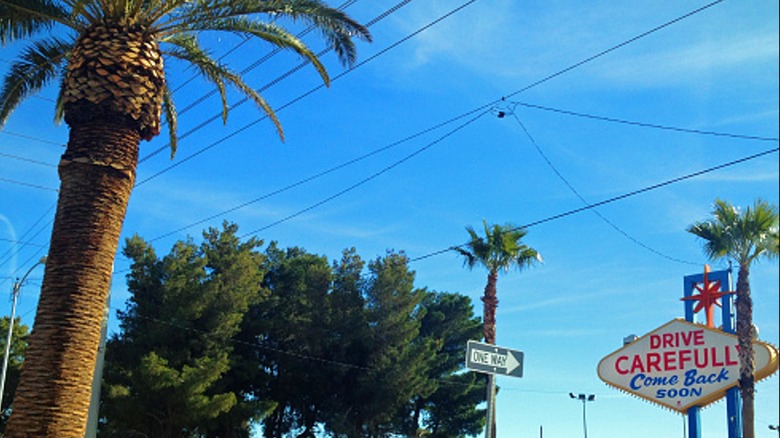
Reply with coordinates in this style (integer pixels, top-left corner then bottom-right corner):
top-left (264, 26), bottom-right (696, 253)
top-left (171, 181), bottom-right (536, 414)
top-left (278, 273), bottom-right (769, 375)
top-left (505, 109), bottom-right (699, 266)
top-left (410, 146), bottom-right (780, 263)
top-left (0, 177), bottom-right (58, 192)
top-left (120, 0), bottom-right (740, 263)
top-left (503, 0), bottom-right (727, 100)
top-left (0, 130), bottom-right (64, 147)
top-left (509, 101), bottom-right (779, 143)
top-left (148, 106), bottom-right (489, 243)
top-left (0, 151), bottom-right (57, 168)
top-left (239, 109), bottom-right (492, 238)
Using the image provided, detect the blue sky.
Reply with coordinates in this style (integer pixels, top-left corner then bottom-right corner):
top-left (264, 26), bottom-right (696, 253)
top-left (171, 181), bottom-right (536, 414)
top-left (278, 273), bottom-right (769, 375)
top-left (1, 0), bottom-right (778, 437)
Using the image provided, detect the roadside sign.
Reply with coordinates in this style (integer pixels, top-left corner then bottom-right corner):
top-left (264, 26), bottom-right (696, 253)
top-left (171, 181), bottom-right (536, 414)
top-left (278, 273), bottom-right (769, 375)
top-left (466, 340), bottom-right (524, 378)
top-left (598, 319), bottom-right (779, 413)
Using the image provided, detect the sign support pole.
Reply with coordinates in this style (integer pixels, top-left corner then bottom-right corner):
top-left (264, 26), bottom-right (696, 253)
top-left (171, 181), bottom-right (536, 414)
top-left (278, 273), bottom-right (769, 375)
top-left (485, 374), bottom-right (496, 438)
top-left (683, 273), bottom-right (702, 438)
top-left (683, 267), bottom-right (738, 438)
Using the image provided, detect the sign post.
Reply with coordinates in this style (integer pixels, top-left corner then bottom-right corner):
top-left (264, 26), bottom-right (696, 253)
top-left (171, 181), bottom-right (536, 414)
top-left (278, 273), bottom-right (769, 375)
top-left (466, 341), bottom-right (524, 438)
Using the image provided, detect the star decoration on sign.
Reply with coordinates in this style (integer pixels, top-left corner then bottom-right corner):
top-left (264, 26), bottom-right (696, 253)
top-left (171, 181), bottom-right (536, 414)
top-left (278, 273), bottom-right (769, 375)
top-left (681, 265), bottom-right (735, 328)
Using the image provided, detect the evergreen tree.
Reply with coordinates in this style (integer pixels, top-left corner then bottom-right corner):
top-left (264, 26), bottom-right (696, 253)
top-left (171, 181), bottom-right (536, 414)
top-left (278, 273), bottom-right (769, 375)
top-left (0, 317), bottom-right (28, 433)
top-left (358, 251), bottom-right (437, 437)
top-left (415, 292), bottom-right (486, 437)
top-left (100, 223), bottom-right (267, 437)
top-left (256, 244), bottom-right (334, 437)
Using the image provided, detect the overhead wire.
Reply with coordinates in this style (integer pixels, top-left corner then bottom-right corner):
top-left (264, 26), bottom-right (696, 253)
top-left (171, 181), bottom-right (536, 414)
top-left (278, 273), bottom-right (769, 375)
top-left (0, 130), bottom-right (64, 147)
top-left (148, 106), bottom-right (490, 243)
top-left (0, 177), bottom-right (58, 192)
top-left (501, 105), bottom-right (700, 266)
top-left (238, 109), bottom-right (493, 239)
top-left (510, 101), bottom-right (779, 143)
top-left (0, 151), bottom-right (57, 168)
top-left (410, 146), bottom-right (780, 263)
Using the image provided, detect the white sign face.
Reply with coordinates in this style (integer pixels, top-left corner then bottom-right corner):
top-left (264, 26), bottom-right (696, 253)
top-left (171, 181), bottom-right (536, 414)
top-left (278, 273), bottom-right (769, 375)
top-left (465, 340), bottom-right (524, 378)
top-left (597, 319), bottom-right (778, 413)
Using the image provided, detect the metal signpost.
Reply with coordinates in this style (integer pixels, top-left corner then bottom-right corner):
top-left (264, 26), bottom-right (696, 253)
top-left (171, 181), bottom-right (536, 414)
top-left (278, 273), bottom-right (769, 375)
top-left (466, 340), bottom-right (524, 438)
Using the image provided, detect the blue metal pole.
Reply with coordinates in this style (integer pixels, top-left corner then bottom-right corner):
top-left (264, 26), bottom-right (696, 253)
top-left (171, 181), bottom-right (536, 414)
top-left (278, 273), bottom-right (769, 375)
top-left (683, 274), bottom-right (702, 438)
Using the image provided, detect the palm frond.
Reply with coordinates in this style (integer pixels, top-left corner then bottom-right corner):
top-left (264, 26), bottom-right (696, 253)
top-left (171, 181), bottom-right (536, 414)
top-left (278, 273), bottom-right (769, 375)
top-left (688, 198), bottom-right (779, 265)
top-left (0, 0), bottom-right (70, 44)
top-left (177, 0), bottom-right (371, 67)
top-left (163, 33), bottom-right (284, 141)
top-left (163, 34), bottom-right (229, 122)
top-left (161, 84), bottom-right (178, 158)
top-left (455, 220), bottom-right (539, 274)
top-left (0, 36), bottom-right (73, 128)
top-left (171, 17), bottom-right (330, 86)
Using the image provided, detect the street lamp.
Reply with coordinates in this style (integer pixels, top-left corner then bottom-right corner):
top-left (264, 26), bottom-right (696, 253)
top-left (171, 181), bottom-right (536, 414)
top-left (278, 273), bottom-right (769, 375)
top-left (569, 392), bottom-right (595, 438)
top-left (0, 256), bottom-right (47, 412)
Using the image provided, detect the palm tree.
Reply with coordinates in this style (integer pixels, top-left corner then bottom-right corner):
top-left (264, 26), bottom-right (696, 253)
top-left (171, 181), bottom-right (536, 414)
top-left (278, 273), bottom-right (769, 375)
top-left (0, 1), bottom-right (369, 435)
top-left (688, 198), bottom-right (779, 438)
top-left (453, 220), bottom-right (540, 438)
top-left (453, 220), bottom-right (541, 345)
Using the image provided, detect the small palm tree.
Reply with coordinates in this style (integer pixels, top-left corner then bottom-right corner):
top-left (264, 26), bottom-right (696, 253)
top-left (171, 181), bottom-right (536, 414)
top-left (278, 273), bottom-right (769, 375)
top-left (688, 198), bottom-right (779, 438)
top-left (453, 220), bottom-right (540, 438)
top-left (454, 220), bottom-right (541, 345)
top-left (0, 0), bottom-right (369, 436)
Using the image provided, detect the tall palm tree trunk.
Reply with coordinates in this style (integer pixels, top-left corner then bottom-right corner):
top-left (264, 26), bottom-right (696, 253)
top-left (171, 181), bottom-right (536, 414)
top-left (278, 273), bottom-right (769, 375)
top-left (482, 270), bottom-right (498, 438)
top-left (735, 263), bottom-right (755, 438)
top-left (7, 117), bottom-right (140, 437)
top-left (482, 270), bottom-right (498, 345)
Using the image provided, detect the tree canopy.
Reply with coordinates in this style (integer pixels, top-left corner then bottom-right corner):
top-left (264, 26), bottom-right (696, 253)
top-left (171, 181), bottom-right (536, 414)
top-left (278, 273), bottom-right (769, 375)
top-left (98, 224), bottom-right (486, 437)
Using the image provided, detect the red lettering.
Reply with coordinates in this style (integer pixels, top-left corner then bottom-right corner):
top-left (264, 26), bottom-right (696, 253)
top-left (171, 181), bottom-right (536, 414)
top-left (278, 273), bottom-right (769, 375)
top-left (663, 333), bottom-right (674, 349)
top-left (694, 348), bottom-right (708, 368)
top-left (663, 350), bottom-right (677, 371)
top-left (693, 330), bottom-right (705, 346)
top-left (650, 335), bottom-right (661, 349)
top-left (631, 355), bottom-right (646, 373)
top-left (647, 352), bottom-right (662, 372)
top-left (679, 349), bottom-right (692, 369)
top-left (725, 346), bottom-right (738, 366)
top-left (681, 331), bottom-right (694, 347)
top-left (711, 347), bottom-right (724, 367)
top-left (615, 356), bottom-right (629, 375)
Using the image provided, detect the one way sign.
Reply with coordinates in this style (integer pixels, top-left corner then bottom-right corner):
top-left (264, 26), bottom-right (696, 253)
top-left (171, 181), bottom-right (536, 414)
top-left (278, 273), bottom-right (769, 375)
top-left (465, 340), bottom-right (524, 378)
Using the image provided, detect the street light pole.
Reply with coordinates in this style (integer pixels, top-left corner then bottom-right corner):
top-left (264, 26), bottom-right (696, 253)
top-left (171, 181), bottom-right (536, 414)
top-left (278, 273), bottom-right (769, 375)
top-left (0, 256), bottom-right (46, 413)
top-left (569, 393), bottom-right (595, 438)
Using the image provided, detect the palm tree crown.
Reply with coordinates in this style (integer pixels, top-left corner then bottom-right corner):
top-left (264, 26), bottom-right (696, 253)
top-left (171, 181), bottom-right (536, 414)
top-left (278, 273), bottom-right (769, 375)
top-left (0, 0), bottom-right (371, 154)
top-left (688, 198), bottom-right (779, 267)
top-left (455, 220), bottom-right (542, 275)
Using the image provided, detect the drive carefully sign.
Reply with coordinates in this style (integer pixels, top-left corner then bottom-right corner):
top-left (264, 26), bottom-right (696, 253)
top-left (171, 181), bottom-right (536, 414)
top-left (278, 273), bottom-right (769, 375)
top-left (597, 319), bottom-right (778, 413)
